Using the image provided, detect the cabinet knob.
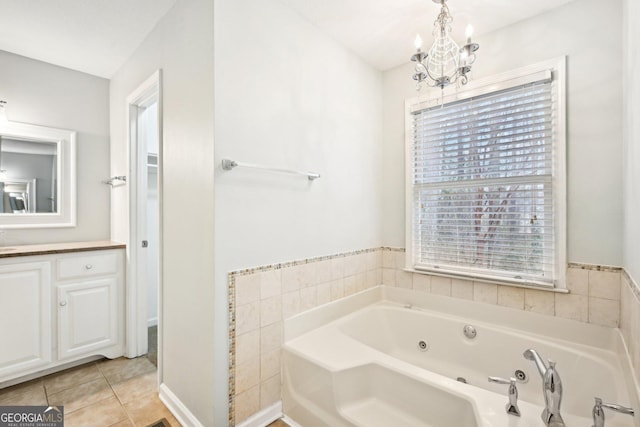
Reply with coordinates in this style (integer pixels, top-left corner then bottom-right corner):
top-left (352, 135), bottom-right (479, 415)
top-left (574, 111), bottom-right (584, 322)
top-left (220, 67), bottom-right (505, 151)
top-left (85, 264), bottom-right (93, 270)
top-left (59, 301), bottom-right (67, 307)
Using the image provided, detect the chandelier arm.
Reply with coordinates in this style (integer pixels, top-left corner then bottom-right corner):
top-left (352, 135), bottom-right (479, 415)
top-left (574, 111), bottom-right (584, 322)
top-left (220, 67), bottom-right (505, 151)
top-left (422, 79), bottom-right (441, 88)
top-left (415, 63), bottom-right (441, 88)
top-left (422, 63), bottom-right (450, 88)
top-left (422, 62), bottom-right (440, 83)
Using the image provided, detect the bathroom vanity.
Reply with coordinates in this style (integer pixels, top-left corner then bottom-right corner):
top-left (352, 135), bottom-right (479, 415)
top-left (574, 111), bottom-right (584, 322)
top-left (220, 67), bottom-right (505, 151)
top-left (0, 241), bottom-right (126, 385)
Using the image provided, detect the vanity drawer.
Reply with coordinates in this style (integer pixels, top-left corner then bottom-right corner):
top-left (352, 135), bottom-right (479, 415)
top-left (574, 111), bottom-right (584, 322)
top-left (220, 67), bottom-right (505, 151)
top-left (57, 252), bottom-right (119, 280)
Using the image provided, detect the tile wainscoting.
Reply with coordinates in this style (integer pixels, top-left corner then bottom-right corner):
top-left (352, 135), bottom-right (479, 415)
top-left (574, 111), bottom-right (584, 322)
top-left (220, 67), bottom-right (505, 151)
top-left (382, 255), bottom-right (623, 328)
top-left (228, 247), bottom-right (637, 425)
top-left (228, 248), bottom-right (383, 426)
top-left (621, 270), bottom-right (640, 388)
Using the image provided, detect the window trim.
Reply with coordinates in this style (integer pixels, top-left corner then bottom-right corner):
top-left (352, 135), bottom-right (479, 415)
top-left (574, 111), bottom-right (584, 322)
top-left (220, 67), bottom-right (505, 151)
top-left (404, 57), bottom-right (567, 289)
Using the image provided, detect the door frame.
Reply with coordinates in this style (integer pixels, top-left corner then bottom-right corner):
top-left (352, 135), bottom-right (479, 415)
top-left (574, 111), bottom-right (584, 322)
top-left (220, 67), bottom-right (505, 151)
top-left (125, 70), bottom-right (163, 376)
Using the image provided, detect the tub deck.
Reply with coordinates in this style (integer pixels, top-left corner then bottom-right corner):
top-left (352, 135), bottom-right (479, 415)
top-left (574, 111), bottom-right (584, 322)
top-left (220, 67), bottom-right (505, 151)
top-left (283, 286), bottom-right (640, 427)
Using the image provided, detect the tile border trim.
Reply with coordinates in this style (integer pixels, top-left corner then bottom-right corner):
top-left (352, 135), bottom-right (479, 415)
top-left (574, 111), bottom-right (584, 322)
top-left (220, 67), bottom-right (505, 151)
top-left (567, 262), bottom-right (622, 273)
top-left (227, 273), bottom-right (236, 427)
top-left (622, 268), bottom-right (640, 301)
top-left (228, 247), bottom-right (386, 278)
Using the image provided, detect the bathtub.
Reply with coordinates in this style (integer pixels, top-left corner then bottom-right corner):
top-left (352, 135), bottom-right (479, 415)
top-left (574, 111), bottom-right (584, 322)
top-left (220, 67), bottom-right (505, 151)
top-left (282, 286), bottom-right (640, 427)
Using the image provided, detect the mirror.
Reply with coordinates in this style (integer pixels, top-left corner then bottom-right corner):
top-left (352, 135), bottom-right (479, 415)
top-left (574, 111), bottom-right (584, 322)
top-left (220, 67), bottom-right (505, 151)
top-left (0, 120), bottom-right (75, 228)
top-left (1, 138), bottom-right (56, 214)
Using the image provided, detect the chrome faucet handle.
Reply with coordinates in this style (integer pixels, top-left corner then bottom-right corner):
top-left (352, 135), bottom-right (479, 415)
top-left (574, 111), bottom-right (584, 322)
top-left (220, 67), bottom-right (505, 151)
top-left (592, 397), bottom-right (635, 427)
top-left (488, 376), bottom-right (521, 417)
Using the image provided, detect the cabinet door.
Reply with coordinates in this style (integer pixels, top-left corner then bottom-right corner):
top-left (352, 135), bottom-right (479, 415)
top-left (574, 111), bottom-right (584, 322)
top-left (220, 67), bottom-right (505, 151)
top-left (0, 262), bottom-right (51, 378)
top-left (58, 278), bottom-right (118, 359)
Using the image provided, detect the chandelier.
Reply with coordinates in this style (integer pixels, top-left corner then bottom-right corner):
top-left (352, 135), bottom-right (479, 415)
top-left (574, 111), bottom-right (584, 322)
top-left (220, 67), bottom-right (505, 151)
top-left (411, 0), bottom-right (479, 91)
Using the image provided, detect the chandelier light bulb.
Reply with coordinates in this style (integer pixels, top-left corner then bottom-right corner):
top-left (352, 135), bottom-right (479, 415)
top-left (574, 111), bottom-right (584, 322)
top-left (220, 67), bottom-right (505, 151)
top-left (414, 34), bottom-right (423, 50)
top-left (465, 24), bottom-right (474, 42)
top-left (460, 49), bottom-right (468, 64)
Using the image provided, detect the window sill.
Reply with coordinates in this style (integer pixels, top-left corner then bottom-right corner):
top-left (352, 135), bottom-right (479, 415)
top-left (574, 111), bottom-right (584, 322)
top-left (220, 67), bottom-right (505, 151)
top-left (404, 268), bottom-right (569, 294)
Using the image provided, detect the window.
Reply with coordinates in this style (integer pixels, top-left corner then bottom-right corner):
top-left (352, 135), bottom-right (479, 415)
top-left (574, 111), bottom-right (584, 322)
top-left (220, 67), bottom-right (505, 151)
top-left (406, 59), bottom-right (566, 288)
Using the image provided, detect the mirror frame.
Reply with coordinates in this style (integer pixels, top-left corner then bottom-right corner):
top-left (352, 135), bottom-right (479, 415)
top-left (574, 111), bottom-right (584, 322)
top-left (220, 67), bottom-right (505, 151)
top-left (0, 120), bottom-right (76, 228)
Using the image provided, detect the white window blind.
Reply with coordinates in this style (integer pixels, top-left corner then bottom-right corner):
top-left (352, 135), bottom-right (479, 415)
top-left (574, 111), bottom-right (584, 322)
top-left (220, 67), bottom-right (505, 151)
top-left (410, 78), bottom-right (558, 285)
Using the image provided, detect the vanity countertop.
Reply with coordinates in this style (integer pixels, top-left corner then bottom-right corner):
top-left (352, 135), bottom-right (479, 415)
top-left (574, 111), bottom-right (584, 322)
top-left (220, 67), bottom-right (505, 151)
top-left (0, 240), bottom-right (126, 259)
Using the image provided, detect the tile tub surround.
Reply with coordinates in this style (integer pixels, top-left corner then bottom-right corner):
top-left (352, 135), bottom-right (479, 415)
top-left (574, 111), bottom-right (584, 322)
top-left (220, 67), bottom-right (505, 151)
top-left (381, 252), bottom-right (623, 328)
top-left (228, 247), bottom-right (628, 425)
top-left (228, 248), bottom-right (384, 425)
top-left (621, 270), bottom-right (640, 388)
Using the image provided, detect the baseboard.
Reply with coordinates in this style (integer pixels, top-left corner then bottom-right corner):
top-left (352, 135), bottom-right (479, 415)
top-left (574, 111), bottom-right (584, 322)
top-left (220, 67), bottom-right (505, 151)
top-left (236, 401), bottom-right (282, 427)
top-left (159, 383), bottom-right (204, 427)
top-left (281, 415), bottom-right (302, 427)
top-left (0, 355), bottom-right (103, 389)
top-left (148, 317), bottom-right (158, 327)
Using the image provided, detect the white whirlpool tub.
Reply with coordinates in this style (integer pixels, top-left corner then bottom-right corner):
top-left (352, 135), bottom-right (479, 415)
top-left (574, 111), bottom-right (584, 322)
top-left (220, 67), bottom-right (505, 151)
top-left (282, 286), bottom-right (640, 427)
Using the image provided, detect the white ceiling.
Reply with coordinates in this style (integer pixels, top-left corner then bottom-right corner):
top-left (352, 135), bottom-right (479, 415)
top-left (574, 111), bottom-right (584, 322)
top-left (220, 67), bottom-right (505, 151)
top-left (277, 0), bottom-right (577, 71)
top-left (0, 0), bottom-right (176, 79)
top-left (0, 0), bottom-right (576, 79)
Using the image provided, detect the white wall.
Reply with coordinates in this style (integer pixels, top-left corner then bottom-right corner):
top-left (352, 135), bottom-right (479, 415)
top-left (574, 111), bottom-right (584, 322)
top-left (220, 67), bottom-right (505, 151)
top-left (109, 0), bottom-right (215, 424)
top-left (623, 0), bottom-right (640, 281)
top-left (214, 0), bottom-right (383, 422)
top-left (381, 0), bottom-right (623, 266)
top-left (214, 0), bottom-right (383, 269)
top-left (0, 50), bottom-right (110, 244)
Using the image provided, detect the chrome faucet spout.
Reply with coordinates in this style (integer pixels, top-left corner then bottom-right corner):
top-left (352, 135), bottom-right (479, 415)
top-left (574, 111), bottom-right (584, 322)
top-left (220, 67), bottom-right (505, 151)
top-left (523, 349), bottom-right (565, 427)
top-left (523, 348), bottom-right (547, 378)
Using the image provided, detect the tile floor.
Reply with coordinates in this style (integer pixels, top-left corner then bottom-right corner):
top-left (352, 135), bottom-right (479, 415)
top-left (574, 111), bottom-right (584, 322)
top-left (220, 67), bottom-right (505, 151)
top-left (147, 326), bottom-right (158, 367)
top-left (0, 357), bottom-right (180, 427)
top-left (267, 420), bottom-right (288, 426)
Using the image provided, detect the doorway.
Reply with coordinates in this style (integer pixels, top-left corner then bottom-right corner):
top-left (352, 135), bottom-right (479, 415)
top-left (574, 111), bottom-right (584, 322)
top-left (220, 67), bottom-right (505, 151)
top-left (126, 71), bottom-right (162, 373)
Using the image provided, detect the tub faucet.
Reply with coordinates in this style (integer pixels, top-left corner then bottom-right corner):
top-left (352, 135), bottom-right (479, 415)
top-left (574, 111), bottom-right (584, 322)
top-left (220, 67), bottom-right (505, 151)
top-left (488, 376), bottom-right (521, 417)
top-left (591, 397), bottom-right (634, 427)
top-left (523, 349), bottom-right (565, 427)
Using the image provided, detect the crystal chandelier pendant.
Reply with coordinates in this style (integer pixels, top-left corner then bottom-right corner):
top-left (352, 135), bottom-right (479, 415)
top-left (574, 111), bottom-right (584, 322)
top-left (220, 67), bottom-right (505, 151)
top-left (427, 22), bottom-right (460, 89)
top-left (410, 0), bottom-right (479, 91)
